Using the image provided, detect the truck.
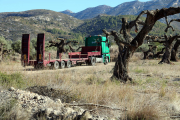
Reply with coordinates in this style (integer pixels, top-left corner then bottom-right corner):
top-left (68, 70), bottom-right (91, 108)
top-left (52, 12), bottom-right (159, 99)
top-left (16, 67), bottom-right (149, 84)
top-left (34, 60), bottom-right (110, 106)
top-left (21, 33), bottom-right (110, 69)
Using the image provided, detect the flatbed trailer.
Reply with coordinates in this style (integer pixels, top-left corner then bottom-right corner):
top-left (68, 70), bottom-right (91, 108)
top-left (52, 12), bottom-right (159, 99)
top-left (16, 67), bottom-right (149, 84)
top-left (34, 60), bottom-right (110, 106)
top-left (21, 33), bottom-right (110, 69)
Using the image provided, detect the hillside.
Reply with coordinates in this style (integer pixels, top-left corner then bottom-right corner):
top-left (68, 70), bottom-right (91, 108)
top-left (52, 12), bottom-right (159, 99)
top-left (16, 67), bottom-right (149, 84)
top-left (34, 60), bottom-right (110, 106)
top-left (73, 15), bottom-right (178, 38)
top-left (0, 9), bottom-right (179, 44)
top-left (0, 9), bottom-right (83, 42)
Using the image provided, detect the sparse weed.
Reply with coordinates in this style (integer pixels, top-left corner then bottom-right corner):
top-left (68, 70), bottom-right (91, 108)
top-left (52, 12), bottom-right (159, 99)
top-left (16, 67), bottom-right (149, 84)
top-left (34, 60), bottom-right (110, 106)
top-left (0, 98), bottom-right (17, 119)
top-left (159, 83), bottom-right (166, 98)
top-left (134, 67), bottom-right (144, 74)
top-left (126, 105), bottom-right (158, 120)
top-left (146, 78), bottom-right (153, 83)
top-left (0, 72), bottom-right (25, 89)
top-left (86, 75), bottom-right (103, 85)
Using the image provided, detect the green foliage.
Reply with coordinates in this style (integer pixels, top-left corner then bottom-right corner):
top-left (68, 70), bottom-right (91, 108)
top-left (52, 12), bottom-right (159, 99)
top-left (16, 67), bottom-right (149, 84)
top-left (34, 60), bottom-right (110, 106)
top-left (12, 39), bottom-right (37, 59)
top-left (0, 36), bottom-right (7, 45)
top-left (30, 38), bottom-right (36, 59)
top-left (45, 28), bottom-right (85, 45)
top-left (136, 44), bottom-right (149, 52)
top-left (11, 40), bottom-right (21, 53)
top-left (0, 72), bottom-right (25, 89)
top-left (45, 28), bottom-right (66, 35)
top-left (0, 36), bottom-right (12, 50)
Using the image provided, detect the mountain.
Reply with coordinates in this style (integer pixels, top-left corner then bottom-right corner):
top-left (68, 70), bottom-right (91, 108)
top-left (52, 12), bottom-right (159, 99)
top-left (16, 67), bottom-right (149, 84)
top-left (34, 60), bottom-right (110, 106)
top-left (61, 5), bottom-right (112, 20)
top-left (72, 14), bottom-right (177, 38)
top-left (61, 0), bottom-right (180, 20)
top-left (0, 9), bottom-right (179, 44)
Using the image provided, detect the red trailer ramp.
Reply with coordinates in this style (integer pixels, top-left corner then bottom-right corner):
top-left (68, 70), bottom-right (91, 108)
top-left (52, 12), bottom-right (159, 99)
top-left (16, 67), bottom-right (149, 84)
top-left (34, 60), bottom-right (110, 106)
top-left (21, 34), bottom-right (30, 66)
top-left (35, 33), bottom-right (45, 68)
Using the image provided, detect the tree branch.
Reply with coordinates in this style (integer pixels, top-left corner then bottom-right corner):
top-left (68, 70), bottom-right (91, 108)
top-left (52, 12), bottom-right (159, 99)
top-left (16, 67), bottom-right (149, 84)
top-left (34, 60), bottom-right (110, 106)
top-left (66, 103), bottom-right (127, 111)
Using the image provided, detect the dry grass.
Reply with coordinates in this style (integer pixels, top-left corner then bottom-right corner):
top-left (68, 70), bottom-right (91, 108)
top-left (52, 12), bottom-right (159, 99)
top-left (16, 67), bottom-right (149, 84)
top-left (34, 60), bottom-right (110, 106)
top-left (1, 53), bottom-right (180, 119)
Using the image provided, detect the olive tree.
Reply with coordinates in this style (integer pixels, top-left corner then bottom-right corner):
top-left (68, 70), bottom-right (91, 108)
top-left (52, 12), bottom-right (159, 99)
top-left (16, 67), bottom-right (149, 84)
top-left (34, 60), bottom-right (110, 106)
top-left (102, 7), bottom-right (180, 82)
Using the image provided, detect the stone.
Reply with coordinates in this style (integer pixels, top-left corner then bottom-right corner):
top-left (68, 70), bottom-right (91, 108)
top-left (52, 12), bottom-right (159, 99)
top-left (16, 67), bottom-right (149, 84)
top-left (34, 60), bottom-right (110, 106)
top-left (9, 87), bottom-right (16, 91)
top-left (46, 108), bottom-right (54, 116)
top-left (79, 111), bottom-right (92, 120)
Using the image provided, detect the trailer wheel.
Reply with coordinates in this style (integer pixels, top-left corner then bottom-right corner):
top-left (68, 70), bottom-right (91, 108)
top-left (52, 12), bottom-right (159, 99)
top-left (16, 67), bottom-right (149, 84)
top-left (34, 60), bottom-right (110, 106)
top-left (66, 60), bottom-right (71, 68)
top-left (90, 57), bottom-right (96, 66)
top-left (54, 61), bottom-right (59, 69)
top-left (104, 57), bottom-right (109, 65)
top-left (34, 64), bottom-right (44, 70)
top-left (60, 61), bottom-right (65, 69)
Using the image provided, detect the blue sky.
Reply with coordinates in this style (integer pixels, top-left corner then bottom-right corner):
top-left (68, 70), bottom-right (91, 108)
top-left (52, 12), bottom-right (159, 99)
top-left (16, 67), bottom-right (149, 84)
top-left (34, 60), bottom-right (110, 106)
top-left (0, 0), bottom-right (150, 13)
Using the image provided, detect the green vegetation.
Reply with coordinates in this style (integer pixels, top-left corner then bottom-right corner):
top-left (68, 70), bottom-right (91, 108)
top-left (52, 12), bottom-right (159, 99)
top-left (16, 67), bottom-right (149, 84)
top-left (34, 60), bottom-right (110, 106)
top-left (0, 36), bottom-right (12, 50)
top-left (73, 15), bottom-right (176, 38)
top-left (11, 38), bottom-right (37, 59)
top-left (11, 40), bottom-right (21, 53)
top-left (0, 72), bottom-right (25, 89)
top-left (44, 27), bottom-right (85, 44)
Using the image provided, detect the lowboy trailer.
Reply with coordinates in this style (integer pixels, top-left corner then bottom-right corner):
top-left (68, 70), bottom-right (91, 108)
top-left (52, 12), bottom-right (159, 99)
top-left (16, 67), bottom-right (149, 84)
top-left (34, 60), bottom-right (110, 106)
top-left (21, 33), bottom-right (110, 69)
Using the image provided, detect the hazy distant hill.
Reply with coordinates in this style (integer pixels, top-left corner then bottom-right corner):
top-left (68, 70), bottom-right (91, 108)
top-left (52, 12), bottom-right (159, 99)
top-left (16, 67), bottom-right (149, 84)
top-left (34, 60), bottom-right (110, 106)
top-left (61, 0), bottom-right (180, 20)
top-left (62, 5), bottom-right (112, 20)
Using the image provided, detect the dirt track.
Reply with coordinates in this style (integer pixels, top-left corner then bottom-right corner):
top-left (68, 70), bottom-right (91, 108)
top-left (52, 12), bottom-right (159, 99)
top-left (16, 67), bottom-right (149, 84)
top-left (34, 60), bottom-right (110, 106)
top-left (21, 62), bottom-right (115, 75)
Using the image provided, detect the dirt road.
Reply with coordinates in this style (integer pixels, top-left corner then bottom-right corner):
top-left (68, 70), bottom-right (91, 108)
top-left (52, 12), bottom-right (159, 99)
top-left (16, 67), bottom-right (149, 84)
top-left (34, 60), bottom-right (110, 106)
top-left (21, 62), bottom-right (115, 75)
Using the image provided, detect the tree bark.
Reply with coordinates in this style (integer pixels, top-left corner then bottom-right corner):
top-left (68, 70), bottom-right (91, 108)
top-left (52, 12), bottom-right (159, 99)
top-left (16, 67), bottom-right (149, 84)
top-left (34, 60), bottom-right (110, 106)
top-left (154, 48), bottom-right (165, 58)
top-left (143, 45), bottom-right (157, 59)
top-left (159, 35), bottom-right (180, 64)
top-left (113, 46), bottom-right (133, 82)
top-left (171, 40), bottom-right (180, 61)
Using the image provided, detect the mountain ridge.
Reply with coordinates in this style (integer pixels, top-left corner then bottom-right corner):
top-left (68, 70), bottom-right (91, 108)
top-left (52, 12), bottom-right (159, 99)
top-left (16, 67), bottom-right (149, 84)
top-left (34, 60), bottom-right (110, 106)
top-left (61, 0), bottom-right (180, 20)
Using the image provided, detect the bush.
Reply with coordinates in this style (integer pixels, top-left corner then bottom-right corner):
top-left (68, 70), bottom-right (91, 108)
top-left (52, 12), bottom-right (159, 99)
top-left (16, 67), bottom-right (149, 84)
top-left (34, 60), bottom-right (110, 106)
top-left (0, 36), bottom-right (7, 45)
top-left (136, 44), bottom-right (149, 52)
top-left (12, 39), bottom-right (37, 59)
top-left (11, 40), bottom-right (21, 53)
top-left (0, 36), bottom-right (12, 51)
top-left (0, 72), bottom-right (25, 89)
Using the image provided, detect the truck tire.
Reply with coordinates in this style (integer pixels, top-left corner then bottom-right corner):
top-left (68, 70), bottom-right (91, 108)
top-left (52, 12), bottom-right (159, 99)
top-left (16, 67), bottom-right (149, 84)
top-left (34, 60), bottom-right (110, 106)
top-left (54, 61), bottom-right (59, 69)
top-left (60, 61), bottom-right (65, 69)
top-left (66, 60), bottom-right (71, 68)
top-left (34, 64), bottom-right (44, 70)
top-left (90, 57), bottom-right (96, 66)
top-left (104, 57), bottom-right (109, 65)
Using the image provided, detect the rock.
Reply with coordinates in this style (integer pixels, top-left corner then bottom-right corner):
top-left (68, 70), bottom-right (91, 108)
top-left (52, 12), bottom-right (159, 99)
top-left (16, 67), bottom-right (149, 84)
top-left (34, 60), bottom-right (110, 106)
top-left (79, 111), bottom-right (92, 120)
top-left (9, 87), bottom-right (16, 91)
top-left (0, 87), bottom-right (111, 120)
top-left (55, 98), bottom-right (63, 105)
top-left (53, 110), bottom-right (61, 116)
top-left (46, 108), bottom-right (54, 116)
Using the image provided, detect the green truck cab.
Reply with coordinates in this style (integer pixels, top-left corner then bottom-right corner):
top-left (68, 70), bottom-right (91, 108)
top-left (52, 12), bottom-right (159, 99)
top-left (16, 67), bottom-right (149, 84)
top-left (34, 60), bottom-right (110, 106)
top-left (85, 35), bottom-right (110, 64)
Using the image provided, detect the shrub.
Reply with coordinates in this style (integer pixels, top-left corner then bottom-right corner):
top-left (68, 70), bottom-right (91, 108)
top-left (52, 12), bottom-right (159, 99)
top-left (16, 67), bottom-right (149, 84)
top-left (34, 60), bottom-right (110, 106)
top-left (0, 72), bottom-right (25, 89)
top-left (11, 40), bottom-right (21, 53)
top-left (126, 104), bottom-right (159, 120)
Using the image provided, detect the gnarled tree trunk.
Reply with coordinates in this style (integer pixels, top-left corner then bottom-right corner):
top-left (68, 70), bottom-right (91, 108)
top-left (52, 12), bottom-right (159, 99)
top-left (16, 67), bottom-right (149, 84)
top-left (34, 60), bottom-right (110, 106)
top-left (47, 38), bottom-right (78, 58)
top-left (158, 35), bottom-right (180, 64)
top-left (171, 40), bottom-right (180, 61)
top-left (113, 46), bottom-right (133, 82)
